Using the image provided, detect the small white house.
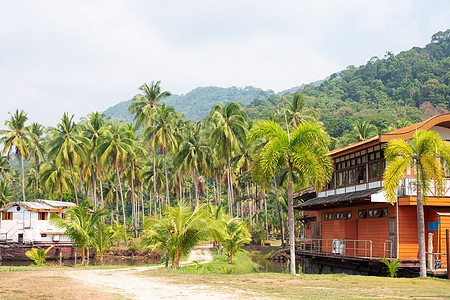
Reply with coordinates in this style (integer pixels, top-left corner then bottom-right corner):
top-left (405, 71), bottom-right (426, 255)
top-left (0, 199), bottom-right (76, 243)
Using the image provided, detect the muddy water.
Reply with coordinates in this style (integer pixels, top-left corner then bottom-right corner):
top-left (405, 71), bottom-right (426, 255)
top-left (0, 256), bottom-right (161, 266)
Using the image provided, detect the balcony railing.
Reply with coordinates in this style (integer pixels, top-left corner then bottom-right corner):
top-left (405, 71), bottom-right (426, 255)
top-left (297, 238), bottom-right (373, 259)
top-left (398, 177), bottom-right (450, 197)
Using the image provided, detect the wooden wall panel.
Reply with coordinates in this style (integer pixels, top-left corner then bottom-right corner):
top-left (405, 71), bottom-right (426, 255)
top-left (438, 216), bottom-right (450, 269)
top-left (398, 206), bottom-right (418, 259)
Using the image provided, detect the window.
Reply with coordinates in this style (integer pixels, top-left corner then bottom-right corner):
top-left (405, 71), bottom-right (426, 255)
top-left (358, 210), bottom-right (367, 219)
top-left (38, 212), bottom-right (48, 220)
top-left (322, 213), bottom-right (335, 221)
top-left (2, 212), bottom-right (13, 220)
top-left (336, 211), bottom-right (352, 220)
top-left (60, 213), bottom-right (67, 220)
top-left (368, 207), bottom-right (389, 218)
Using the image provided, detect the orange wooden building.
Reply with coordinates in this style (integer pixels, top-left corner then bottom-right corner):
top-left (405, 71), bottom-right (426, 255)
top-left (295, 114), bottom-right (450, 275)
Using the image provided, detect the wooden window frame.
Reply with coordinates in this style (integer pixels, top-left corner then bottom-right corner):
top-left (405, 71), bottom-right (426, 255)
top-left (2, 212), bottom-right (13, 220)
top-left (38, 212), bottom-right (49, 221)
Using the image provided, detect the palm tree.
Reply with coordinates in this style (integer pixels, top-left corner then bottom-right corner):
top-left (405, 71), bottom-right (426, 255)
top-left (27, 122), bottom-right (46, 195)
top-left (284, 93), bottom-right (317, 126)
top-left (143, 201), bottom-right (216, 269)
top-left (207, 103), bottom-right (247, 216)
top-left (0, 156), bottom-right (11, 183)
top-left (129, 81), bottom-right (171, 215)
top-left (39, 162), bottom-right (73, 200)
top-left (51, 207), bottom-right (107, 265)
top-left (0, 180), bottom-right (11, 207)
top-left (47, 113), bottom-right (89, 205)
top-left (91, 221), bottom-right (124, 264)
top-left (220, 216), bottom-right (251, 264)
top-left (0, 110), bottom-right (32, 201)
top-left (145, 104), bottom-right (178, 207)
top-left (175, 121), bottom-right (210, 207)
top-left (383, 130), bottom-right (450, 277)
top-left (82, 112), bottom-right (108, 210)
top-left (353, 120), bottom-right (376, 142)
top-left (248, 120), bottom-right (333, 274)
top-left (96, 121), bottom-right (135, 229)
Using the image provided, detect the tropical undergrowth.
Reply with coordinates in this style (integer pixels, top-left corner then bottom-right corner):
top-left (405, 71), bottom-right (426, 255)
top-left (178, 250), bottom-right (258, 274)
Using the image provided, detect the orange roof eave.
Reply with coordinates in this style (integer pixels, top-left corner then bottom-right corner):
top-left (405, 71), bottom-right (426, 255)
top-left (328, 113), bottom-right (450, 158)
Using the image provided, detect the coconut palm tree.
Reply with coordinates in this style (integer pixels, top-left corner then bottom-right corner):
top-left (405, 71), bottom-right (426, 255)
top-left (383, 130), bottom-right (450, 277)
top-left (27, 122), bottom-right (46, 194)
top-left (129, 81), bottom-right (171, 216)
top-left (39, 162), bottom-right (73, 200)
top-left (220, 216), bottom-right (251, 264)
top-left (0, 156), bottom-right (11, 183)
top-left (0, 180), bottom-right (11, 207)
top-left (283, 93), bottom-right (318, 126)
top-left (143, 201), bottom-right (216, 269)
top-left (175, 121), bottom-right (210, 207)
top-left (47, 113), bottom-right (89, 205)
top-left (207, 102), bottom-right (247, 216)
top-left (96, 121), bottom-right (135, 229)
top-left (82, 112), bottom-right (108, 210)
top-left (144, 104), bottom-right (178, 207)
top-left (51, 207), bottom-right (108, 265)
top-left (248, 120), bottom-right (333, 274)
top-left (91, 221), bottom-right (124, 264)
top-left (0, 110), bottom-right (32, 202)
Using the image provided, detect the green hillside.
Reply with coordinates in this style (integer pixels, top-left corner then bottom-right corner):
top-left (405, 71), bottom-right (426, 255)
top-left (242, 29), bottom-right (450, 147)
top-left (103, 86), bottom-right (275, 122)
top-left (104, 29), bottom-right (450, 146)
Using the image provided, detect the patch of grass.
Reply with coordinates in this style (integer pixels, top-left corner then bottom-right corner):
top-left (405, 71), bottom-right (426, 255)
top-left (179, 251), bottom-right (258, 274)
top-left (138, 269), bottom-right (450, 299)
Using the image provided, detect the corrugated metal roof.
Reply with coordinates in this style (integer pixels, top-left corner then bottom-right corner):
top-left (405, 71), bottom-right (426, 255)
top-left (295, 187), bottom-right (382, 209)
top-left (0, 199), bottom-right (76, 211)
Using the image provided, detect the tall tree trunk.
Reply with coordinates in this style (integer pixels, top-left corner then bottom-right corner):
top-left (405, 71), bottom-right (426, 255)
top-left (141, 184), bottom-right (145, 226)
top-left (213, 179), bottom-right (217, 206)
top-left (179, 172), bottom-right (183, 204)
top-left (273, 177), bottom-right (285, 247)
top-left (416, 164), bottom-right (427, 277)
top-left (153, 150), bottom-right (157, 211)
top-left (247, 184), bottom-right (252, 231)
top-left (69, 160), bottom-right (78, 205)
top-left (288, 179), bottom-right (296, 274)
top-left (218, 172), bottom-right (222, 205)
top-left (92, 173), bottom-right (97, 210)
top-left (227, 157), bottom-right (235, 216)
top-left (163, 151), bottom-right (170, 207)
top-left (34, 153), bottom-right (40, 195)
top-left (115, 164), bottom-right (127, 230)
top-left (264, 191), bottom-right (269, 241)
top-left (158, 192), bottom-right (162, 219)
top-left (19, 152), bottom-right (26, 202)
top-left (131, 161), bottom-right (136, 237)
top-left (98, 160), bottom-right (104, 209)
top-left (206, 178), bottom-right (209, 205)
top-left (194, 169), bottom-right (199, 207)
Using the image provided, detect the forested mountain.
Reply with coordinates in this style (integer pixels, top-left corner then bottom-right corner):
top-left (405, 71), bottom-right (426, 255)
top-left (103, 86), bottom-right (275, 122)
top-left (103, 29), bottom-right (450, 147)
top-left (242, 29), bottom-right (450, 147)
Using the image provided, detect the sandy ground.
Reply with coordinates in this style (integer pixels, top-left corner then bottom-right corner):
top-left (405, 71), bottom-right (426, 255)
top-left (63, 243), bottom-right (243, 299)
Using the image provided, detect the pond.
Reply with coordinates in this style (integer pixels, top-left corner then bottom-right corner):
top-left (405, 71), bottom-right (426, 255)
top-left (0, 256), bottom-right (161, 267)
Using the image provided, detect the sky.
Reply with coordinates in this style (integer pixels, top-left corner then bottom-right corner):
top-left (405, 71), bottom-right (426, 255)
top-left (0, 0), bottom-right (449, 128)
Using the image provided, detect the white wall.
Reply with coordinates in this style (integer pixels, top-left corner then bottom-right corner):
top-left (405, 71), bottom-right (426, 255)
top-left (0, 206), bottom-right (71, 243)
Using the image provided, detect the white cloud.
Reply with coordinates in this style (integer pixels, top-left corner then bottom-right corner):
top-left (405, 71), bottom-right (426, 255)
top-left (0, 0), bottom-right (448, 127)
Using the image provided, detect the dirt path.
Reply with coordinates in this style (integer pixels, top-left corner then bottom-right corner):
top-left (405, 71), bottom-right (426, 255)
top-left (63, 243), bottom-right (242, 299)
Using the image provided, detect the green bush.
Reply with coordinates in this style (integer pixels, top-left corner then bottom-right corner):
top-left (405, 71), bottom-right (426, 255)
top-left (380, 257), bottom-right (401, 278)
top-left (25, 246), bottom-right (54, 265)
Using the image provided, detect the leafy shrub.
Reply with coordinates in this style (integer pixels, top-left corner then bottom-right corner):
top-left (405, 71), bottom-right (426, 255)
top-left (380, 257), bottom-right (401, 278)
top-left (25, 245), bottom-right (54, 265)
